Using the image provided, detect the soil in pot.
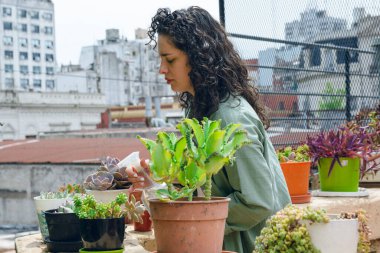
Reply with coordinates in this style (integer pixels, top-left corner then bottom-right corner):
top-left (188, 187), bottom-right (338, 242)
top-left (44, 209), bottom-right (81, 242)
top-left (79, 217), bottom-right (125, 250)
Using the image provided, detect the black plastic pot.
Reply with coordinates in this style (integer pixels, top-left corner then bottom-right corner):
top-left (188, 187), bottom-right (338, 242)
top-left (79, 217), bottom-right (125, 250)
top-left (44, 209), bottom-right (81, 242)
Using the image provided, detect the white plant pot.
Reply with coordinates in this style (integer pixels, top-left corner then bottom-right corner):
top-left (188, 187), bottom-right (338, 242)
top-left (33, 196), bottom-right (70, 241)
top-left (85, 189), bottom-right (129, 203)
top-left (306, 214), bottom-right (359, 253)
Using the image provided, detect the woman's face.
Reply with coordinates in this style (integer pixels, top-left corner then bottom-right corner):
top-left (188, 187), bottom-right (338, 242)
top-left (158, 34), bottom-right (194, 95)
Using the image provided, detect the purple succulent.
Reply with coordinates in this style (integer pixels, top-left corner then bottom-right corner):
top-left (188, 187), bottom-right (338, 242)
top-left (307, 127), bottom-right (372, 178)
top-left (83, 171), bottom-right (114, 190)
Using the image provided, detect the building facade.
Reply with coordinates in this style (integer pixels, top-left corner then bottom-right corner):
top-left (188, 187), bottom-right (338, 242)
top-left (0, 0), bottom-right (56, 92)
top-left (58, 28), bottom-right (172, 106)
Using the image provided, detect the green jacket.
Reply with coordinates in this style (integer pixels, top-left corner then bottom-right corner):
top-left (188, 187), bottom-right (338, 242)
top-left (210, 96), bottom-right (291, 253)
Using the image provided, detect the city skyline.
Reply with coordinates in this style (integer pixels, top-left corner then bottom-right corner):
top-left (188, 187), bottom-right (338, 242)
top-left (54, 0), bottom-right (380, 65)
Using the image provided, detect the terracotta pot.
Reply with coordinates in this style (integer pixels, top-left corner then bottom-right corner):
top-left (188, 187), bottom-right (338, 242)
top-left (280, 161), bottom-right (311, 204)
top-left (134, 210), bottom-right (152, 232)
top-left (149, 197), bottom-right (230, 253)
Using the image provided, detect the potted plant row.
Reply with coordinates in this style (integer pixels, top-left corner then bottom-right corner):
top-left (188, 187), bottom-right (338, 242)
top-left (137, 117), bottom-right (251, 253)
top-left (254, 204), bottom-right (370, 253)
top-left (276, 144), bottom-right (311, 203)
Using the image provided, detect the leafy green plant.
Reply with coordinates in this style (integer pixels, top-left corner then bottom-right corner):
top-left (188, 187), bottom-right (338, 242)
top-left (254, 205), bottom-right (370, 253)
top-left (72, 193), bottom-right (144, 223)
top-left (318, 82), bottom-right (345, 111)
top-left (277, 144), bottom-right (310, 162)
top-left (137, 117), bottom-right (251, 201)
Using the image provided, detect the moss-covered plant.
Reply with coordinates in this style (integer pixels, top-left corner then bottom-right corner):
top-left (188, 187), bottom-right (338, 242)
top-left (73, 193), bottom-right (144, 223)
top-left (277, 144), bottom-right (310, 163)
top-left (254, 205), bottom-right (370, 253)
top-left (138, 117), bottom-right (251, 201)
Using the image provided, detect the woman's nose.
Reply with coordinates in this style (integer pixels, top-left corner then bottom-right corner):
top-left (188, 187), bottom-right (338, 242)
top-left (159, 63), bottom-right (168, 74)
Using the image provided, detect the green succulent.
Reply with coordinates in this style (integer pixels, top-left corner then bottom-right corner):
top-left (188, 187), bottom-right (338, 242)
top-left (72, 193), bottom-right (144, 223)
top-left (277, 144), bottom-right (310, 163)
top-left (138, 117), bottom-right (252, 201)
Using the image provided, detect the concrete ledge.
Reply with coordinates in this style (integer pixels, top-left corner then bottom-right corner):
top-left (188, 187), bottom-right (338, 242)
top-left (15, 225), bottom-right (155, 253)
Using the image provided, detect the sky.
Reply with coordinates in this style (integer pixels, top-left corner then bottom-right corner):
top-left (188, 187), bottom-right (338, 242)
top-left (54, 0), bottom-right (380, 65)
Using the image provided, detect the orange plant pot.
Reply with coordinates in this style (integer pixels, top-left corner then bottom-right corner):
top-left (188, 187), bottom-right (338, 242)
top-left (149, 197), bottom-right (229, 253)
top-left (280, 161), bottom-right (311, 203)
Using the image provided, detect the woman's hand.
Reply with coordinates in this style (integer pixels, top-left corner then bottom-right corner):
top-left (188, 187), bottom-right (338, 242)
top-left (126, 159), bottom-right (151, 192)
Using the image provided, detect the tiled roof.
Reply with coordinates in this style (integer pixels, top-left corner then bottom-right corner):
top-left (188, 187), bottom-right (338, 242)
top-left (0, 138), bottom-right (150, 164)
top-left (0, 130), bottom-right (317, 164)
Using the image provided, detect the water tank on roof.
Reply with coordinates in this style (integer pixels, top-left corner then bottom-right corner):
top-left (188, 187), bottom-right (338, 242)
top-left (106, 29), bottom-right (120, 43)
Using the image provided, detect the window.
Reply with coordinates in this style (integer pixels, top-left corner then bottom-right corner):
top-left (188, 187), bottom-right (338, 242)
top-left (31, 25), bottom-right (39, 33)
top-left (32, 53), bottom-right (40, 62)
top-left (4, 50), bottom-right (13, 59)
top-left (3, 7), bottom-right (11, 17)
top-left (19, 38), bottom-right (28, 47)
top-left (5, 64), bottom-right (13, 73)
top-left (33, 66), bottom-right (41, 74)
top-left (46, 67), bottom-right (54, 75)
top-left (20, 79), bottom-right (29, 89)
top-left (3, 22), bottom-right (12, 30)
top-left (45, 40), bottom-right (53, 49)
top-left (42, 12), bottom-right (52, 21)
top-left (19, 52), bottom-right (28, 60)
top-left (33, 79), bottom-right (41, 88)
top-left (44, 26), bottom-right (53, 35)
top-left (20, 65), bottom-right (28, 74)
top-left (3, 36), bottom-right (13, 46)
top-left (5, 78), bottom-right (14, 88)
top-left (29, 11), bottom-right (39, 19)
top-left (18, 9), bottom-right (27, 18)
top-left (45, 54), bottom-right (54, 62)
top-left (32, 39), bottom-right (40, 48)
top-left (18, 23), bottom-right (27, 32)
top-left (46, 80), bottom-right (55, 89)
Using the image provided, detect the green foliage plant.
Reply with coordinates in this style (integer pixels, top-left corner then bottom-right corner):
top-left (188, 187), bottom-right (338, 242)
top-left (73, 193), bottom-right (144, 223)
top-left (318, 82), bottom-right (345, 111)
top-left (137, 117), bottom-right (251, 201)
top-left (254, 205), bottom-right (370, 253)
top-left (277, 144), bottom-right (311, 163)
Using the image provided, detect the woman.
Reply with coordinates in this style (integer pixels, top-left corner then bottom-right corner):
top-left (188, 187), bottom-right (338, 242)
top-left (130, 6), bottom-right (291, 253)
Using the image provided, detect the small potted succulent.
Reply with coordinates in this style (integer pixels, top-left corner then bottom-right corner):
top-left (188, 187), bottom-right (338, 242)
top-left (33, 191), bottom-right (70, 241)
top-left (307, 127), bottom-right (371, 192)
top-left (137, 117), bottom-right (251, 253)
top-left (254, 205), bottom-right (370, 253)
top-left (276, 144), bottom-right (311, 203)
top-left (73, 193), bottom-right (144, 251)
top-left (83, 156), bottom-right (133, 203)
top-left (44, 202), bottom-right (83, 252)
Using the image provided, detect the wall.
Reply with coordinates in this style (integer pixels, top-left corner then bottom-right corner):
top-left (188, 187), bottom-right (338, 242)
top-left (0, 163), bottom-right (98, 225)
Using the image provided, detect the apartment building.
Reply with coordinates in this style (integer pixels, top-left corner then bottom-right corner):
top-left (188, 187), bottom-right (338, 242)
top-left (0, 0), bottom-right (56, 92)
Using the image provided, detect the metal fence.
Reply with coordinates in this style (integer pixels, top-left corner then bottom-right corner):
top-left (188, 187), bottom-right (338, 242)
top-left (220, 0), bottom-right (380, 147)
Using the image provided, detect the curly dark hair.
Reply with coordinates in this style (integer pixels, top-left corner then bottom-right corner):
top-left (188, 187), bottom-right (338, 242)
top-left (148, 6), bottom-right (270, 129)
